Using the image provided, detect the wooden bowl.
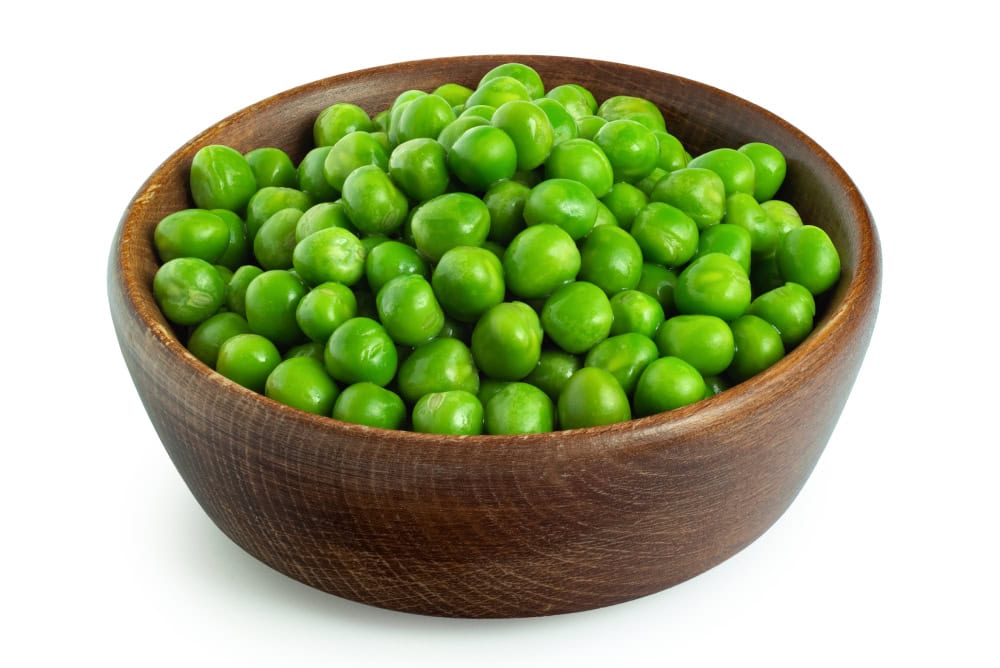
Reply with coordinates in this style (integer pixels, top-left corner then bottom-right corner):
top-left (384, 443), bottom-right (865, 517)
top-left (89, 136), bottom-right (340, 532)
top-left (108, 55), bottom-right (881, 618)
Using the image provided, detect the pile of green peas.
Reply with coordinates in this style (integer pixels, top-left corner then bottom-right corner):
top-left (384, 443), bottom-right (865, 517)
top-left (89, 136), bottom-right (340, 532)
top-left (151, 62), bottom-right (842, 435)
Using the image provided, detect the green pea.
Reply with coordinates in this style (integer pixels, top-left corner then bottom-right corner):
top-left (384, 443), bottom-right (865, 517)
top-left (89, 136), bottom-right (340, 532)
top-left (533, 98), bottom-right (579, 146)
top-left (432, 82), bottom-right (474, 107)
top-left (760, 199), bottom-right (804, 237)
top-left (557, 367), bottom-right (632, 430)
top-left (546, 83), bottom-right (597, 118)
top-left (502, 223), bottom-right (581, 300)
top-left (225, 265), bottom-right (263, 317)
top-left (323, 316), bottom-right (398, 386)
top-left (437, 114), bottom-right (490, 153)
top-left (395, 93), bottom-right (456, 143)
top-left (575, 115), bottom-right (607, 140)
top-left (295, 281), bottom-right (358, 343)
top-left (291, 226), bottom-right (365, 288)
top-left (244, 147), bottom-right (297, 189)
top-left (650, 167), bottom-right (726, 229)
top-left (579, 225), bottom-right (643, 295)
top-left (296, 146), bottom-right (339, 203)
top-left (410, 192), bottom-right (491, 262)
top-left (189, 144), bottom-right (257, 212)
top-left (216, 333), bottom-right (282, 393)
top-left (264, 356), bottom-right (339, 416)
top-left (153, 257), bottom-right (226, 326)
top-left (636, 262), bottom-right (678, 314)
top-left (471, 301), bottom-right (543, 381)
top-left (596, 95), bottom-right (666, 132)
top-left (388, 137), bottom-right (451, 202)
top-left (448, 125), bottom-right (518, 192)
top-left (483, 179), bottom-right (530, 245)
top-left (313, 102), bottom-right (372, 147)
top-left (635, 167), bottom-right (669, 196)
top-left (466, 74), bottom-right (531, 109)
top-left (593, 200), bottom-right (619, 229)
top-left (294, 201), bottom-right (355, 243)
top-left (600, 181), bottom-right (649, 231)
top-left (432, 246), bottom-right (505, 323)
top-left (687, 147), bottom-right (757, 197)
top-left (484, 382), bottom-right (554, 435)
top-left (633, 356), bottom-right (707, 417)
top-left (376, 274), bottom-right (445, 347)
top-left (674, 253), bottom-right (751, 321)
top-left (541, 281), bottom-right (614, 355)
top-left (695, 222), bottom-right (753, 274)
top-left (738, 142), bottom-right (786, 202)
top-left (323, 131), bottom-right (389, 193)
top-left (210, 209), bottom-right (251, 270)
top-left (655, 314), bottom-right (735, 376)
top-left (524, 349), bottom-right (582, 402)
top-left (524, 177), bottom-right (598, 240)
top-left (593, 119), bottom-right (660, 183)
top-left (630, 201), bottom-right (699, 268)
top-left (340, 164), bottom-right (409, 237)
top-left (609, 289), bottom-right (665, 339)
top-left (777, 225), bottom-right (842, 295)
top-left (748, 282), bottom-right (816, 348)
top-left (544, 138), bottom-right (614, 198)
top-left (364, 239), bottom-right (430, 294)
top-left (412, 390), bottom-right (484, 435)
top-left (584, 332), bottom-right (659, 396)
top-left (492, 99), bottom-right (555, 171)
top-left (479, 63), bottom-right (544, 100)
top-left (652, 130), bottom-right (689, 172)
top-left (253, 208), bottom-right (302, 270)
top-left (333, 382), bottom-right (407, 429)
top-left (724, 192), bottom-right (779, 258)
top-left (245, 186), bottom-right (313, 241)
top-left (727, 314), bottom-right (785, 382)
top-left (244, 269), bottom-right (308, 348)
top-left (154, 208), bottom-right (230, 264)
top-left (397, 337), bottom-right (480, 405)
top-left (187, 311), bottom-right (252, 368)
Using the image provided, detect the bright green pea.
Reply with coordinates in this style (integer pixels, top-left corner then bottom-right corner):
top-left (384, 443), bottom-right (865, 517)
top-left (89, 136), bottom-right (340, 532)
top-left (225, 265), bottom-right (263, 317)
top-left (470, 301), bottom-right (543, 381)
top-left (433, 82), bottom-right (474, 107)
top-left (593, 119), bottom-right (660, 183)
top-left (291, 226), bottom-right (365, 287)
top-left (483, 179), bottom-right (530, 244)
top-left (253, 208), bottom-right (302, 270)
top-left (294, 201), bottom-right (355, 243)
top-left (546, 84), bottom-right (596, 119)
top-left (448, 125), bottom-right (518, 192)
top-left (431, 246), bottom-right (505, 323)
top-left (635, 167), bottom-right (669, 196)
top-left (210, 209), bottom-right (250, 270)
top-left (187, 311), bottom-right (252, 368)
top-left (674, 253), bottom-right (752, 321)
top-left (396, 337), bottom-right (480, 405)
top-left (395, 94), bottom-right (456, 143)
top-left (437, 114), bottom-right (490, 153)
top-left (650, 167), bottom-right (726, 229)
top-left (655, 314), bottom-right (735, 376)
top-left (216, 333), bottom-right (282, 393)
top-left (245, 147), bottom-right (297, 189)
top-left (688, 147), bottom-right (757, 197)
top-left (557, 367), bottom-right (631, 430)
top-left (264, 356), bottom-right (339, 416)
top-left (485, 382), bottom-right (554, 435)
top-left (727, 314), bottom-right (785, 382)
top-left (533, 98), bottom-right (579, 146)
top-left (466, 75), bottom-right (531, 109)
top-left (295, 281), bottom-right (357, 343)
top-left (492, 99), bottom-right (555, 171)
top-left (630, 201), bottom-right (699, 268)
top-left (579, 225), bottom-right (643, 295)
top-left (636, 262), bottom-right (678, 314)
top-left (479, 63), bottom-right (544, 100)
top-left (323, 131), bottom-right (389, 193)
top-left (760, 199), bottom-right (804, 237)
top-left (458, 104), bottom-right (496, 121)
top-left (748, 282), bottom-right (816, 348)
top-left (333, 382), bottom-right (407, 429)
top-left (584, 332), bottom-right (659, 396)
top-left (652, 130), bottom-right (689, 172)
top-left (340, 164), bottom-right (409, 236)
top-left (524, 348), bottom-right (582, 402)
top-left (575, 115), bottom-right (607, 140)
top-left (153, 257), bottom-right (226, 326)
top-left (189, 144), bottom-right (257, 212)
top-left (313, 102), bottom-right (372, 147)
top-left (283, 341), bottom-right (326, 363)
top-left (777, 225), bottom-right (841, 295)
top-left (541, 281), bottom-right (614, 355)
top-left (244, 269), bottom-right (308, 348)
top-left (544, 138), bottom-right (614, 198)
top-left (245, 186), bottom-right (313, 241)
top-left (597, 95), bottom-right (666, 132)
top-left (633, 356), bottom-right (706, 417)
top-left (296, 146), bottom-right (339, 203)
top-left (323, 316), bottom-right (397, 386)
top-left (600, 181), bottom-right (648, 231)
top-left (388, 137), bottom-right (450, 202)
top-left (410, 192), bottom-right (490, 262)
top-left (154, 209), bottom-right (230, 265)
top-left (364, 239), bottom-right (430, 294)
top-left (725, 192), bottom-right (779, 258)
top-left (609, 289), bottom-right (665, 339)
top-left (376, 274), bottom-right (445, 347)
top-left (412, 390), bottom-right (484, 435)
top-left (477, 378), bottom-right (512, 407)
top-left (695, 223), bottom-right (753, 274)
top-left (523, 177), bottom-right (598, 240)
top-left (738, 142), bottom-right (786, 202)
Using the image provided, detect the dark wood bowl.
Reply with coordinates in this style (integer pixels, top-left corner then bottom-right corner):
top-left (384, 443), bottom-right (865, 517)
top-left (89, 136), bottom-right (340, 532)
top-left (108, 55), bottom-right (881, 618)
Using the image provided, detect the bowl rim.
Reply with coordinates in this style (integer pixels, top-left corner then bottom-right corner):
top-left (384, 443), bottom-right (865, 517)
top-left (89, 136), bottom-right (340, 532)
top-left (112, 54), bottom-right (882, 451)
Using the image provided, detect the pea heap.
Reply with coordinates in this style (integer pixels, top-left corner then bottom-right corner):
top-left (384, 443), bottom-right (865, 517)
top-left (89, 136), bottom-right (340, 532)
top-left (151, 62), bottom-right (842, 435)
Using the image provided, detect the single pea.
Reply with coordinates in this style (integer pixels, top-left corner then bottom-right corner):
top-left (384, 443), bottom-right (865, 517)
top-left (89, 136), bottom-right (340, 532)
top-left (652, 130), bottom-right (689, 172)
top-left (523, 177), bottom-right (598, 240)
top-left (636, 262), bottom-right (678, 314)
top-left (333, 382), bottom-right (407, 430)
top-left (674, 252), bottom-right (752, 321)
top-left (210, 209), bottom-right (250, 270)
top-left (458, 104), bottom-right (497, 121)
top-left (437, 114), bottom-right (490, 153)
top-left (153, 257), bottom-right (226, 326)
top-left (491, 99), bottom-right (555, 171)
top-left (395, 93), bottom-right (456, 143)
top-left (253, 208), bottom-right (302, 270)
top-left (388, 137), bottom-right (450, 202)
top-left (470, 301), bottom-right (543, 381)
top-left (748, 282), bottom-right (816, 348)
top-left (245, 147), bottom-right (297, 189)
top-left (725, 192), bottom-right (779, 258)
top-left (431, 246), bottom-right (505, 323)
top-left (483, 179), bottom-right (530, 244)
top-left (189, 144), bottom-right (257, 212)
top-left (410, 192), bottom-right (491, 262)
top-left (727, 314), bottom-right (785, 382)
top-left (466, 74), bottom-right (531, 109)
top-left (186, 311), bottom-right (252, 368)
top-left (777, 225), bottom-right (842, 295)
top-left (154, 208), bottom-right (231, 264)
top-left (609, 289), bottom-right (665, 339)
top-left (396, 337), bottom-right (480, 405)
top-left (294, 146), bottom-right (338, 203)
top-left (655, 314), bottom-right (735, 376)
top-left (651, 166), bottom-right (727, 230)
top-left (294, 201), bottom-right (355, 243)
top-left (601, 181), bottom-right (648, 231)
top-left (364, 239), bottom-right (429, 294)
top-left (479, 63), bottom-right (544, 100)
top-left (432, 82), bottom-right (474, 107)
top-left (738, 142), bottom-right (787, 202)
top-left (313, 102), bottom-right (372, 147)
top-left (542, 281), bottom-right (614, 355)
top-left (524, 348), bottom-right (582, 402)
top-left (502, 224), bottom-right (581, 299)
top-left (323, 316), bottom-right (398, 386)
top-left (264, 356), bottom-right (339, 416)
top-left (760, 199), bottom-right (804, 237)
top-left (596, 95), bottom-right (666, 132)
top-left (546, 84), bottom-right (595, 119)
top-left (412, 390), bottom-right (484, 435)
top-left (630, 201), bottom-right (700, 268)
top-left (584, 332), bottom-right (659, 396)
top-left (283, 341), bottom-right (325, 364)
top-left (244, 269), bottom-right (308, 348)
top-left (557, 367), bottom-right (632, 430)
top-left (322, 130), bottom-right (389, 193)
top-left (225, 264), bottom-right (263, 317)
top-left (533, 98), bottom-right (579, 146)
top-left (295, 281), bottom-right (358, 343)
top-left (216, 333), bottom-right (282, 393)
top-left (579, 225), bottom-right (643, 295)
top-left (695, 222), bottom-right (753, 274)
top-left (633, 356), bottom-right (707, 417)
top-left (340, 164), bottom-right (409, 236)
top-left (245, 186), bottom-right (313, 241)
top-left (544, 138), bottom-right (614, 198)
top-left (688, 147), bottom-right (757, 197)
top-left (593, 119), bottom-right (660, 183)
top-left (376, 274), bottom-right (445, 347)
top-left (448, 125), bottom-right (518, 192)
top-left (291, 226), bottom-right (365, 287)
top-left (485, 382), bottom-right (554, 435)
top-left (575, 115), bottom-right (607, 140)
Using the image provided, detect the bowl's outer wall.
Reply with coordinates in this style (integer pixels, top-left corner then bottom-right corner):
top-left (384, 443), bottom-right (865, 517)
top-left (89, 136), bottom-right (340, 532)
top-left (109, 55), bottom-right (881, 618)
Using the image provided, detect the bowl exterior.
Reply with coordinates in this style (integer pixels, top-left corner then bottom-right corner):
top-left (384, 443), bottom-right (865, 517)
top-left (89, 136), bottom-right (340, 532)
top-left (109, 55), bottom-right (881, 617)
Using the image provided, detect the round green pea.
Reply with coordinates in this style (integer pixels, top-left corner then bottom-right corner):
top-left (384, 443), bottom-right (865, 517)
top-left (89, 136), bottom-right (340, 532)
top-left (727, 314), bottom-right (785, 382)
top-left (153, 257), bottom-right (226, 326)
top-left (738, 142), bottom-right (786, 202)
top-left (333, 382), bottom-right (407, 430)
top-left (600, 181), bottom-right (649, 231)
top-left (578, 225), bottom-right (643, 295)
top-left (724, 192), bottom-right (779, 258)
top-left (187, 311), bottom-right (252, 368)
top-left (154, 208), bottom-right (231, 264)
top-left (470, 301), bottom-right (543, 381)
top-left (633, 356), bottom-right (707, 417)
top-left (630, 201), bottom-right (699, 268)
top-left (216, 333), bottom-right (282, 393)
top-left (593, 118), bottom-right (660, 183)
top-left (491, 99), bottom-right (555, 171)
top-left (412, 390), bottom-right (484, 435)
top-left (225, 264), bottom-right (263, 317)
top-left (466, 75), bottom-right (530, 109)
top-left (291, 226), bottom-right (365, 287)
top-left (655, 314), bottom-right (735, 376)
top-left (295, 281), bottom-right (358, 343)
top-left (410, 192), bottom-right (491, 263)
top-left (479, 63), bottom-right (544, 100)
top-left (541, 281), bottom-right (614, 355)
top-left (189, 144), bottom-right (257, 212)
top-left (253, 208), bottom-right (302, 270)
top-left (695, 223), bottom-right (753, 274)
top-left (388, 137), bottom-right (451, 202)
top-left (544, 138), bottom-right (614, 198)
top-left (524, 349), bottom-right (582, 402)
top-left (210, 209), bottom-right (250, 270)
top-left (484, 382), bottom-right (554, 435)
top-left (296, 146), bottom-right (339, 203)
top-left (364, 239), bottom-right (430, 294)
top-left (376, 274), bottom-right (445, 347)
top-left (533, 98), bottom-right (579, 146)
top-left (748, 282), bottom-right (816, 348)
top-left (264, 356), bottom-right (339, 416)
top-left (483, 179), bottom-right (530, 244)
top-left (395, 93), bottom-right (456, 143)
top-left (523, 177), bottom-right (598, 240)
top-left (340, 164), bottom-right (409, 237)
top-left (687, 147), bottom-right (757, 197)
top-left (674, 253), bottom-right (752, 321)
top-left (294, 201), bottom-right (355, 244)
top-left (244, 269), bottom-right (308, 348)
top-left (448, 125), bottom-right (518, 192)
top-left (396, 337), bottom-right (480, 405)
top-left (245, 186), bottom-right (313, 240)
top-left (313, 102), bottom-right (372, 147)
top-left (584, 333), bottom-right (659, 396)
top-left (323, 130), bottom-right (389, 193)
top-left (650, 167), bottom-right (726, 229)
top-left (323, 316), bottom-right (398, 386)
top-left (245, 147), bottom-right (297, 189)
top-left (777, 225), bottom-right (842, 295)
top-left (596, 95), bottom-right (666, 131)
top-left (557, 367), bottom-right (631, 430)
top-left (431, 246), bottom-right (505, 323)
top-left (609, 289), bottom-right (665, 339)
top-left (502, 224), bottom-right (581, 300)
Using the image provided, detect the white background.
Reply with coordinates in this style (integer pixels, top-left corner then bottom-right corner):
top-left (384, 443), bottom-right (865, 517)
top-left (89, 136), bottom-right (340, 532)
top-left (4, 1), bottom-right (997, 666)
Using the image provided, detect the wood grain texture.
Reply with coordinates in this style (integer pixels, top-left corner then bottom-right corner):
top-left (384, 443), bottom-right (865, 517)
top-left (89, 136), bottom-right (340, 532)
top-left (107, 55), bottom-right (882, 618)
